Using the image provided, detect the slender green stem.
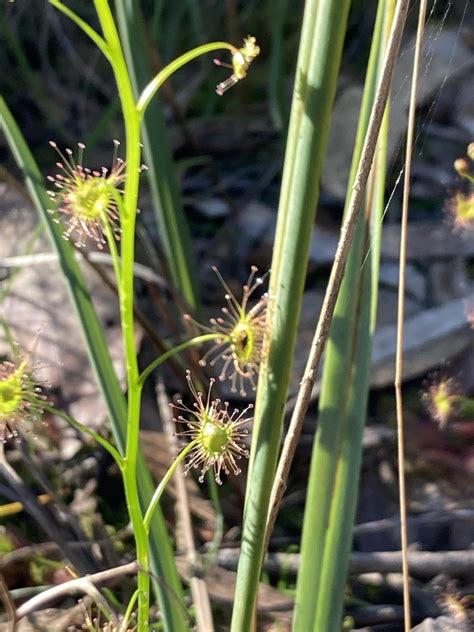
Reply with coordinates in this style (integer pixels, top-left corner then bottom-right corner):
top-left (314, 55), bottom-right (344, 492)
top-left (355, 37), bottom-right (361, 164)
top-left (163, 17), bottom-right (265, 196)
top-left (203, 473), bottom-right (224, 571)
top-left (48, 4), bottom-right (243, 630)
top-left (93, 1), bottom-right (149, 627)
top-left (143, 439), bottom-right (199, 533)
top-left (139, 334), bottom-right (220, 386)
top-left (38, 402), bottom-right (123, 466)
top-left (122, 588), bottom-right (139, 632)
top-left (137, 42), bottom-right (235, 115)
top-left (105, 221), bottom-right (122, 285)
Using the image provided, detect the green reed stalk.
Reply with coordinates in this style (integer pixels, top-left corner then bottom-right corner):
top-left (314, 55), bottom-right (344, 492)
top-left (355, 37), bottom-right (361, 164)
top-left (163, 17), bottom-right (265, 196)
top-left (92, 4), bottom-right (156, 625)
top-left (230, 1), bottom-right (351, 629)
top-left (294, 1), bottom-right (395, 628)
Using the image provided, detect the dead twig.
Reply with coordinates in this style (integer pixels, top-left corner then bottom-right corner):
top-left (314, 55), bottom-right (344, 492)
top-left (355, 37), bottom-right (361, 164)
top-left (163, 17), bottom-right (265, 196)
top-left (15, 562), bottom-right (137, 621)
top-left (395, 2), bottom-right (428, 629)
top-left (0, 574), bottom-right (16, 632)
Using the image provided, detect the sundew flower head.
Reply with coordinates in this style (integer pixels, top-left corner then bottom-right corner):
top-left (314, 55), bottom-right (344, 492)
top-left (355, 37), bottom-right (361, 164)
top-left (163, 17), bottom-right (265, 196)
top-left (47, 141), bottom-right (125, 249)
top-left (215, 35), bottom-right (260, 95)
top-left (0, 348), bottom-right (46, 442)
top-left (184, 266), bottom-right (268, 396)
top-left (422, 376), bottom-right (461, 428)
top-left (171, 371), bottom-right (252, 484)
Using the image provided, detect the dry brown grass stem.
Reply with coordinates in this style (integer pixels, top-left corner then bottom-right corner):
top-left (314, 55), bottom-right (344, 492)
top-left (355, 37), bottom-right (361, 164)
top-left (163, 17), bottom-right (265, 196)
top-left (395, 1), bottom-right (428, 630)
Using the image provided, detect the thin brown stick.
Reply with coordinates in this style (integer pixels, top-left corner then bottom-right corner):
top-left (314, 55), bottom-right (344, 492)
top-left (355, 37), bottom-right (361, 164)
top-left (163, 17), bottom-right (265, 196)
top-left (396, 1), bottom-right (428, 630)
top-left (264, 0), bottom-right (411, 548)
top-left (157, 379), bottom-right (215, 632)
top-left (15, 562), bottom-right (137, 621)
top-left (0, 574), bottom-right (16, 632)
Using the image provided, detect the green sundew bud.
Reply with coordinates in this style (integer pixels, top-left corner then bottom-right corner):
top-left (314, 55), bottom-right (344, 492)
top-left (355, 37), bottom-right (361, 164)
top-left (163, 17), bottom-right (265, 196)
top-left (47, 141), bottom-right (125, 249)
top-left (201, 419), bottom-right (232, 454)
top-left (184, 266), bottom-right (268, 396)
top-left (454, 158), bottom-right (470, 178)
top-left (171, 372), bottom-right (252, 484)
top-left (230, 321), bottom-right (255, 365)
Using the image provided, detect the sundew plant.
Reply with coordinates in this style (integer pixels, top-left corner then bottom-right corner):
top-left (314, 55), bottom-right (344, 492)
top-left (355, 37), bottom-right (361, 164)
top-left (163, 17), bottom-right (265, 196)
top-left (0, 0), bottom-right (446, 630)
top-left (1, 1), bottom-right (261, 628)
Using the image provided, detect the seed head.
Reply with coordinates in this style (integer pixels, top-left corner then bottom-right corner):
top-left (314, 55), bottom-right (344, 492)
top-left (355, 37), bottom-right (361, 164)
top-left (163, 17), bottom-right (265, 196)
top-left (184, 266), bottom-right (268, 396)
top-left (47, 141), bottom-right (125, 249)
top-left (0, 348), bottom-right (47, 442)
top-left (171, 371), bottom-right (252, 484)
top-left (215, 36), bottom-right (260, 95)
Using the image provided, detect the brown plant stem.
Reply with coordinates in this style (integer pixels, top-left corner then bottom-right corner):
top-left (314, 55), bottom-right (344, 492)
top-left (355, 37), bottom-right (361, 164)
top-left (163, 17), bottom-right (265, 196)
top-left (395, 1), bottom-right (428, 629)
